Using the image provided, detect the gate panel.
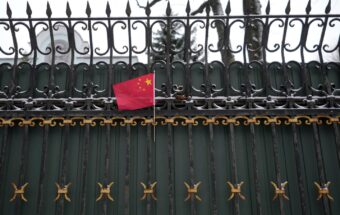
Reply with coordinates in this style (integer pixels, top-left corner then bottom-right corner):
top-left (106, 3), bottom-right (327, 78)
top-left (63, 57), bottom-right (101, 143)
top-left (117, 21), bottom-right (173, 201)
top-left (0, 121), bottom-right (338, 215)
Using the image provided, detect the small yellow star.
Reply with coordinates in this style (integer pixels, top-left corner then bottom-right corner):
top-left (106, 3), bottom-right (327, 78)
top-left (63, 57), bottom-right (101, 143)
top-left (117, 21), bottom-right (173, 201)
top-left (145, 79), bottom-right (152, 86)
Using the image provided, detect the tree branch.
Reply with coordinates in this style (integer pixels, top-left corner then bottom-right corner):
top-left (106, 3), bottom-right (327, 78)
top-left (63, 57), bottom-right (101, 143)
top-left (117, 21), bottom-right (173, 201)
top-left (191, 1), bottom-right (209, 15)
top-left (135, 0), bottom-right (164, 9)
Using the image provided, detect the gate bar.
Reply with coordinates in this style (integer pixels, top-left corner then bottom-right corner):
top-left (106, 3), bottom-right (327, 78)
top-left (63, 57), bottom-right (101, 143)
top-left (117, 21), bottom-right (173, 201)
top-left (36, 125), bottom-right (50, 215)
top-left (291, 124), bottom-right (307, 214)
top-left (249, 124), bottom-right (262, 215)
top-left (15, 124), bottom-right (29, 215)
top-left (146, 124), bottom-right (153, 215)
top-left (331, 122), bottom-right (340, 169)
top-left (167, 124), bottom-right (174, 215)
top-left (188, 124), bottom-right (197, 215)
top-left (270, 123), bottom-right (285, 215)
top-left (124, 125), bottom-right (131, 215)
top-left (102, 123), bottom-right (111, 215)
top-left (311, 123), bottom-right (331, 215)
top-left (0, 125), bottom-right (10, 213)
top-left (56, 123), bottom-right (70, 215)
top-left (79, 123), bottom-right (90, 215)
top-left (228, 123), bottom-right (240, 215)
top-left (208, 124), bottom-right (217, 215)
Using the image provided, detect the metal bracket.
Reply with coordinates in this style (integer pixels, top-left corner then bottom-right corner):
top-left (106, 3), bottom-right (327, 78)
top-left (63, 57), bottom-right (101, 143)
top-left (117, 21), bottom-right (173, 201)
top-left (271, 181), bottom-right (289, 201)
top-left (10, 182), bottom-right (28, 202)
top-left (314, 182), bottom-right (334, 201)
top-left (184, 181), bottom-right (202, 202)
top-left (140, 182), bottom-right (157, 201)
top-left (96, 182), bottom-right (114, 202)
top-left (55, 183), bottom-right (71, 202)
top-left (227, 181), bottom-right (246, 201)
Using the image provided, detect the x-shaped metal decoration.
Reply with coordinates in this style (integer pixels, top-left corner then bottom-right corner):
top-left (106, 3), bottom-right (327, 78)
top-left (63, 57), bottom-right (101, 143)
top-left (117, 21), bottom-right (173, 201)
top-left (96, 182), bottom-right (114, 202)
top-left (10, 182), bottom-right (28, 202)
top-left (227, 181), bottom-right (246, 201)
top-left (314, 182), bottom-right (334, 201)
top-left (140, 182), bottom-right (157, 201)
top-left (54, 183), bottom-right (71, 202)
top-left (271, 181), bottom-right (289, 201)
top-left (184, 181), bottom-right (202, 202)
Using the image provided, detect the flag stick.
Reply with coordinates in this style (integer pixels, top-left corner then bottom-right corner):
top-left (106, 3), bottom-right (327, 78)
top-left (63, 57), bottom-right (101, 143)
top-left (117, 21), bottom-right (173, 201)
top-left (153, 71), bottom-right (156, 143)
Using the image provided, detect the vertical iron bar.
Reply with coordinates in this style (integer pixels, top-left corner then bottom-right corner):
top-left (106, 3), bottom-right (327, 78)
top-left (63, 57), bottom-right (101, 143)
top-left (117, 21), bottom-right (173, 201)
top-left (185, 1), bottom-right (192, 97)
top-left (167, 124), bottom-right (174, 215)
top-left (311, 123), bottom-right (331, 215)
top-left (36, 125), bottom-right (49, 215)
top-left (249, 124), bottom-right (262, 215)
top-left (146, 2), bottom-right (151, 68)
top-left (15, 124), bottom-right (29, 215)
top-left (224, 3), bottom-right (231, 97)
top-left (208, 124), bottom-right (217, 215)
top-left (85, 2), bottom-right (94, 99)
top-left (102, 123), bottom-right (111, 215)
top-left (66, 2), bottom-right (75, 97)
top-left (270, 123), bottom-right (284, 215)
top-left (318, 0), bottom-right (332, 95)
top-left (291, 124), bottom-right (307, 215)
top-left (228, 123), bottom-right (239, 215)
top-left (6, 3), bottom-right (18, 96)
top-left (301, 0), bottom-right (312, 95)
top-left (332, 122), bottom-right (340, 168)
top-left (106, 2), bottom-right (113, 97)
top-left (242, 15), bottom-right (252, 97)
top-left (124, 125), bottom-right (131, 215)
top-left (26, 3), bottom-right (37, 97)
top-left (80, 123), bottom-right (90, 215)
top-left (146, 124), bottom-right (153, 215)
top-left (188, 124), bottom-right (196, 215)
top-left (125, 2), bottom-right (132, 78)
top-left (46, 2), bottom-right (56, 91)
top-left (57, 123), bottom-right (70, 215)
top-left (0, 125), bottom-right (10, 212)
top-left (280, 2), bottom-right (292, 96)
top-left (165, 2), bottom-right (172, 97)
top-left (204, 6), bottom-right (211, 98)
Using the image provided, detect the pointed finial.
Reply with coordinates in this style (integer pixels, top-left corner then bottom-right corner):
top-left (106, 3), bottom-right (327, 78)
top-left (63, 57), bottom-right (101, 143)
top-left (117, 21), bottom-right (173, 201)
top-left (86, 1), bottom-right (91, 17)
top-left (146, 1), bottom-right (151, 16)
top-left (265, 0), bottom-right (270, 15)
top-left (325, 0), bottom-right (331, 14)
top-left (66, 2), bottom-right (72, 17)
top-left (26, 2), bottom-right (32, 17)
top-left (125, 1), bottom-right (131, 16)
top-left (6, 2), bottom-right (12, 18)
top-left (46, 2), bottom-right (52, 17)
top-left (285, 0), bottom-right (291, 14)
top-left (186, 0), bottom-right (191, 15)
top-left (166, 1), bottom-right (171, 16)
top-left (106, 1), bottom-right (111, 17)
top-left (226, 0), bottom-right (231, 15)
top-left (306, 0), bottom-right (311, 14)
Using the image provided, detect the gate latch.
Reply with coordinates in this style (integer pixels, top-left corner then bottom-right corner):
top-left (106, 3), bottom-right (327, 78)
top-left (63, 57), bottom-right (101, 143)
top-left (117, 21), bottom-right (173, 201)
top-left (140, 182), bottom-right (157, 201)
top-left (227, 181), bottom-right (246, 201)
top-left (314, 182), bottom-right (334, 201)
top-left (184, 181), bottom-right (202, 202)
top-left (96, 182), bottom-right (114, 202)
top-left (271, 181), bottom-right (289, 201)
top-left (10, 182), bottom-right (28, 202)
top-left (55, 183), bottom-right (71, 202)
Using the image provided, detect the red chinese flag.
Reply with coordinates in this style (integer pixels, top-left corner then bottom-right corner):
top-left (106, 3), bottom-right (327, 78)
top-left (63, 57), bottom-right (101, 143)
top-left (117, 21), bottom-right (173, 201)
top-left (112, 73), bottom-right (155, 110)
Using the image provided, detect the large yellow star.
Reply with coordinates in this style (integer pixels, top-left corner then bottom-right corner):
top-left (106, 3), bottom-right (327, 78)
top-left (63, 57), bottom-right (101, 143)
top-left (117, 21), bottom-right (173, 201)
top-left (145, 79), bottom-right (152, 86)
